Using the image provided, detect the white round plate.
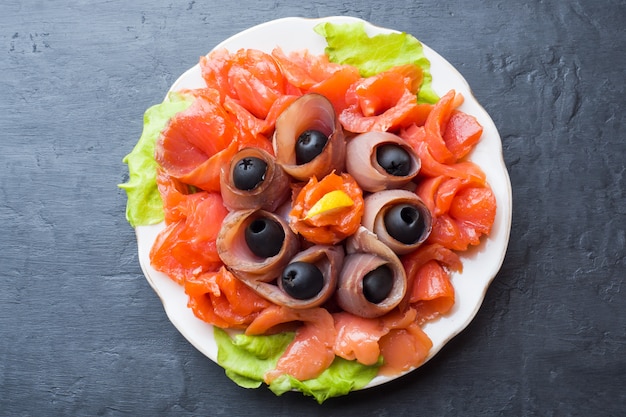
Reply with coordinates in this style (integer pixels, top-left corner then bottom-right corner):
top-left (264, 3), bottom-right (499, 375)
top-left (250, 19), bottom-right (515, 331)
top-left (135, 16), bottom-right (512, 390)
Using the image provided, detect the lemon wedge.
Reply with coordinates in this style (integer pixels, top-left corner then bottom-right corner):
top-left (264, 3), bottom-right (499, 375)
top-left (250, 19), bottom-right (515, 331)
top-left (305, 190), bottom-right (354, 219)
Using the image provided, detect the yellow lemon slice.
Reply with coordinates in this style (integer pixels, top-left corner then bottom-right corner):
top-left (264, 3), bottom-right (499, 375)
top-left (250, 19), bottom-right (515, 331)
top-left (305, 190), bottom-right (354, 219)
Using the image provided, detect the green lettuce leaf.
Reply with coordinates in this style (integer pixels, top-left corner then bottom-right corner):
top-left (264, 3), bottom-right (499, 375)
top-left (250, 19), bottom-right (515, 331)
top-left (214, 328), bottom-right (380, 403)
top-left (214, 328), bottom-right (295, 389)
top-left (119, 92), bottom-right (194, 227)
top-left (269, 357), bottom-right (381, 404)
top-left (314, 22), bottom-right (439, 104)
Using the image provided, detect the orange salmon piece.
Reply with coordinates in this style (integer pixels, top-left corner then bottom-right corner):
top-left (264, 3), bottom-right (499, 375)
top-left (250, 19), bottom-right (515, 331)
top-left (308, 66), bottom-right (362, 115)
top-left (333, 308), bottom-right (422, 367)
top-left (449, 185), bottom-right (497, 236)
top-left (404, 129), bottom-right (487, 185)
top-left (410, 260), bottom-right (455, 324)
top-left (199, 49), bottom-right (233, 98)
top-left (201, 48), bottom-right (287, 119)
top-left (156, 98), bottom-right (232, 170)
top-left (245, 304), bottom-right (303, 335)
top-left (378, 324), bottom-right (432, 376)
top-left (347, 65), bottom-right (416, 117)
top-left (228, 49), bottom-right (287, 119)
top-left (402, 243), bottom-right (463, 278)
top-left (339, 64), bottom-right (424, 133)
top-left (222, 96), bottom-right (266, 138)
top-left (433, 177), bottom-right (465, 216)
top-left (155, 96), bottom-right (240, 192)
top-left (420, 90), bottom-right (459, 164)
top-left (149, 221), bottom-right (189, 284)
top-left (400, 243), bottom-right (461, 312)
top-left (427, 214), bottom-right (468, 251)
top-left (415, 176), bottom-right (445, 214)
top-left (184, 267), bottom-right (271, 329)
top-left (415, 174), bottom-right (496, 251)
top-left (228, 65), bottom-right (283, 119)
top-left (178, 141), bottom-right (239, 193)
top-left (222, 96), bottom-right (276, 154)
top-left (271, 47), bottom-right (345, 89)
top-left (259, 94), bottom-right (301, 136)
top-left (443, 110), bottom-right (484, 160)
top-left (231, 49), bottom-right (285, 92)
top-left (150, 191), bottom-right (229, 283)
top-left (334, 307), bottom-right (433, 376)
top-left (247, 306), bottom-right (336, 383)
top-left (155, 170), bottom-right (196, 224)
top-left (397, 102), bottom-right (434, 128)
top-left (333, 312), bottom-right (387, 366)
top-left (430, 179), bottom-right (496, 250)
top-left (432, 176), bottom-right (485, 217)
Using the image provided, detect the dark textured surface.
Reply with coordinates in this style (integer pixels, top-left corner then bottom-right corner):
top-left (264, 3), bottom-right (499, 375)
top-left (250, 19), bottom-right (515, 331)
top-left (1, 1), bottom-right (624, 415)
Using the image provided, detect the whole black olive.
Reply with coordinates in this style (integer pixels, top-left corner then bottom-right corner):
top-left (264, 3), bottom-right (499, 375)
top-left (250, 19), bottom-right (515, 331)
top-left (376, 144), bottom-right (412, 176)
top-left (244, 217), bottom-right (284, 258)
top-left (295, 129), bottom-right (329, 165)
top-left (232, 157), bottom-right (268, 191)
top-left (362, 265), bottom-right (394, 304)
top-left (383, 203), bottom-right (426, 244)
top-left (281, 261), bottom-right (324, 300)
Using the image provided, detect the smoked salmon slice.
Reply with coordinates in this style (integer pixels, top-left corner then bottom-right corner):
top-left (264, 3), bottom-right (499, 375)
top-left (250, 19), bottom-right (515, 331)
top-left (155, 96), bottom-right (240, 192)
top-left (346, 64), bottom-right (421, 117)
top-left (333, 312), bottom-right (388, 366)
top-left (228, 64), bottom-right (284, 119)
top-left (271, 47), bottom-right (344, 89)
top-left (443, 110), bottom-right (484, 160)
top-left (416, 175), bottom-right (496, 251)
top-left (333, 308), bottom-right (421, 367)
top-left (399, 88), bottom-right (486, 184)
top-left (449, 185), bottom-right (497, 236)
top-left (308, 66), bottom-right (362, 115)
top-left (246, 305), bottom-right (336, 383)
top-left (400, 243), bottom-right (461, 313)
top-left (419, 90), bottom-right (460, 164)
top-left (257, 94), bottom-right (301, 137)
top-left (149, 178), bottom-right (229, 284)
top-left (403, 131), bottom-right (487, 185)
top-left (401, 243), bottom-right (463, 279)
top-left (409, 260), bottom-right (455, 324)
top-left (378, 323), bottom-right (432, 376)
top-left (338, 64), bottom-right (425, 133)
top-left (201, 48), bottom-right (288, 119)
top-left (155, 170), bottom-right (198, 224)
top-left (184, 266), bottom-right (271, 329)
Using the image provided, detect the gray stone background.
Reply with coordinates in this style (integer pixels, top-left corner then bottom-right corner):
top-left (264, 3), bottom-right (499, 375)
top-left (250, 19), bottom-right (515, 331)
top-left (1, 0), bottom-right (624, 415)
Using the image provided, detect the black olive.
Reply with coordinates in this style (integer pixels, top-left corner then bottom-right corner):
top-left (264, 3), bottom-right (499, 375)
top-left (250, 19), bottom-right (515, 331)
top-left (363, 265), bottom-right (394, 304)
top-left (383, 203), bottom-right (426, 244)
top-left (281, 261), bottom-right (324, 300)
top-left (376, 144), bottom-right (412, 176)
top-left (295, 129), bottom-right (329, 165)
top-left (232, 157), bottom-right (268, 191)
top-left (244, 217), bottom-right (284, 258)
